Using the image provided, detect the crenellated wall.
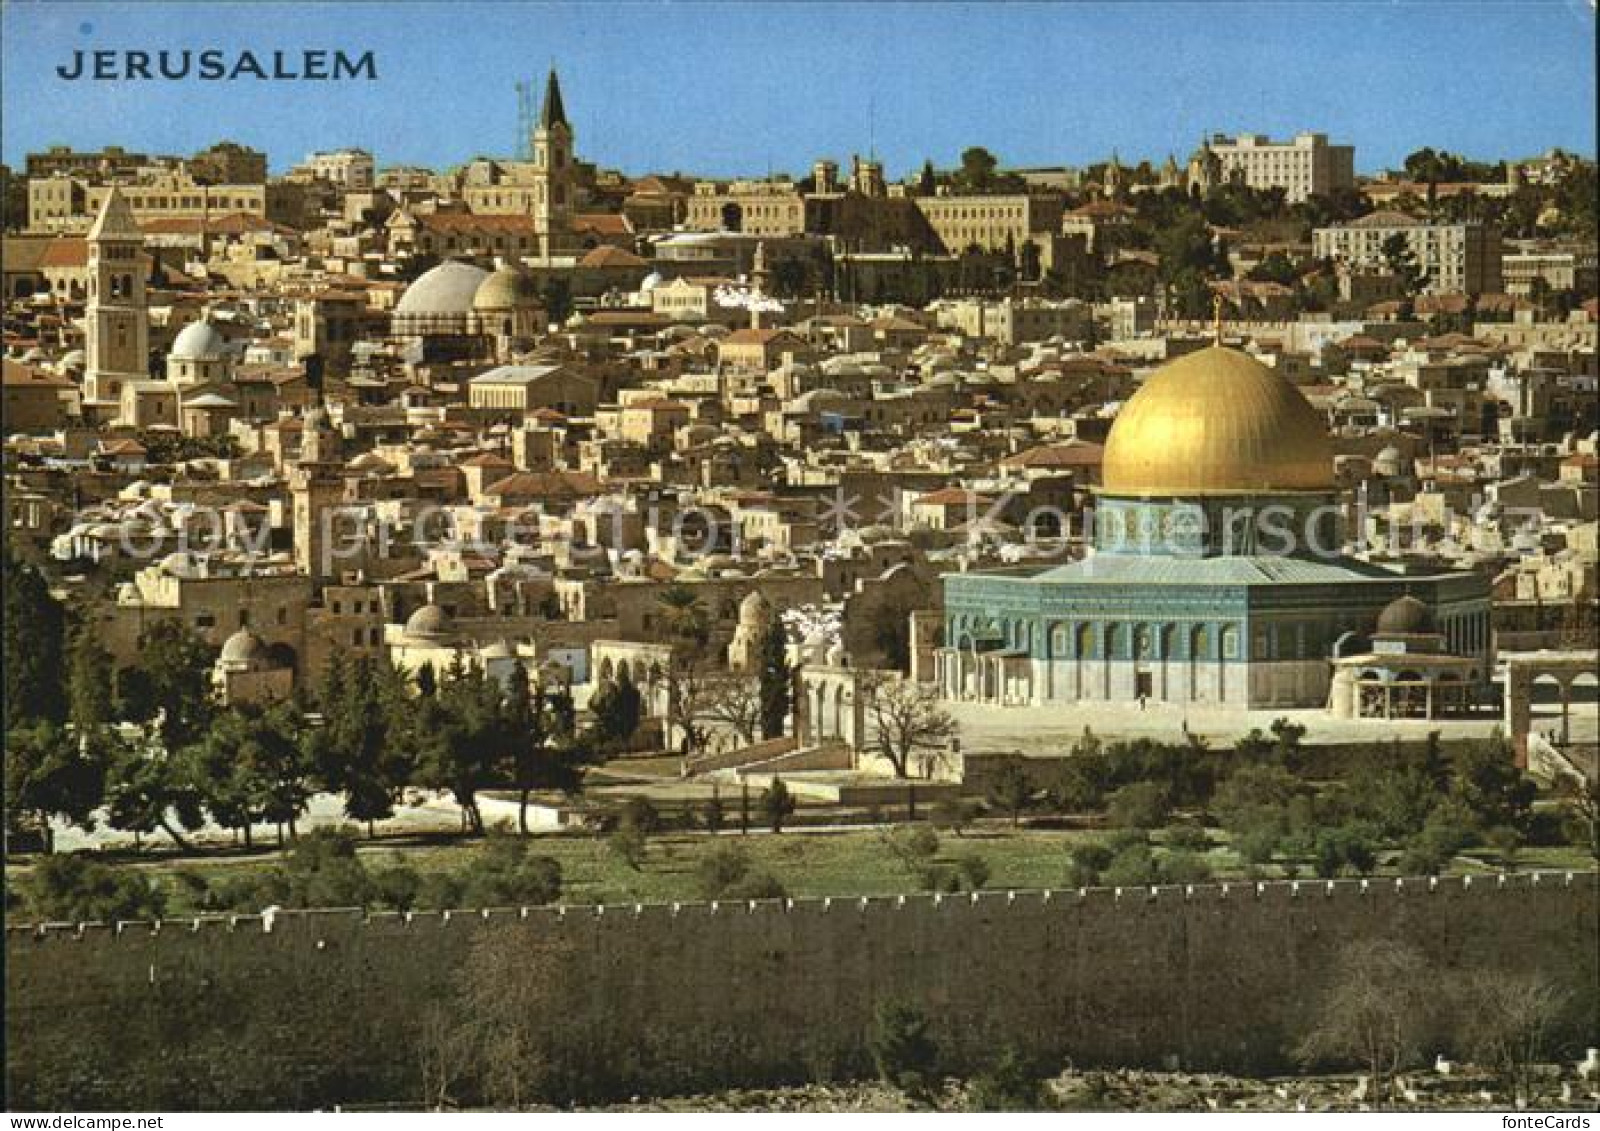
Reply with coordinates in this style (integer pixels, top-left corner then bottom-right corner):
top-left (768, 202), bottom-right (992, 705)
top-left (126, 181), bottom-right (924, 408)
top-left (7, 872), bottom-right (1597, 1109)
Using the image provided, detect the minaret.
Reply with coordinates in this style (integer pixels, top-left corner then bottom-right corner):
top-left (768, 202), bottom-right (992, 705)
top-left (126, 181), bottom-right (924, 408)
top-left (84, 188), bottom-right (149, 411)
top-left (749, 241), bottom-right (773, 330)
top-left (531, 67), bottom-right (575, 259)
top-left (291, 404), bottom-right (347, 584)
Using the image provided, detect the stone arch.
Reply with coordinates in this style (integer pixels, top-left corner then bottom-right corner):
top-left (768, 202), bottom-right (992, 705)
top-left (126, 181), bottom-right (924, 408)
top-left (599, 656), bottom-right (615, 683)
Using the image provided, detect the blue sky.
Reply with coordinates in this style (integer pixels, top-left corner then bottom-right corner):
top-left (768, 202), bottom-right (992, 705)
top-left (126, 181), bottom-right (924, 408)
top-left (3, 1), bottom-right (1594, 178)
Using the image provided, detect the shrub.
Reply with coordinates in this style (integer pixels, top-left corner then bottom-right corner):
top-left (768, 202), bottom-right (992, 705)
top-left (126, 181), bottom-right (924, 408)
top-left (608, 824), bottom-right (648, 871)
top-left (870, 1001), bottom-right (940, 1101)
top-left (1103, 842), bottom-right (1159, 887)
top-left (700, 793), bottom-right (725, 833)
top-left (23, 853), bottom-right (166, 923)
top-left (1159, 849), bottom-right (1213, 885)
top-left (1484, 824), bottom-right (1522, 870)
top-left (887, 824), bottom-right (941, 873)
top-left (967, 1046), bottom-right (1053, 1111)
top-left (370, 862), bottom-right (422, 911)
top-left (760, 778), bottom-right (797, 833)
top-left (930, 797), bottom-right (973, 836)
top-left (619, 797), bottom-right (662, 835)
top-left (1067, 841), bottom-right (1112, 887)
top-left (1164, 822), bottom-right (1209, 853)
top-left (723, 871), bottom-right (789, 901)
top-left (1313, 823), bottom-right (1380, 879)
top-left (1106, 781), bottom-right (1171, 829)
top-left (697, 842), bottom-right (752, 899)
top-left (955, 853), bottom-right (990, 891)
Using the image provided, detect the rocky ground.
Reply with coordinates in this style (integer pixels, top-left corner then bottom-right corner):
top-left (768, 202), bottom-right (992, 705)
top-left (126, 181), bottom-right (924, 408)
top-left (566, 1067), bottom-right (1600, 1113)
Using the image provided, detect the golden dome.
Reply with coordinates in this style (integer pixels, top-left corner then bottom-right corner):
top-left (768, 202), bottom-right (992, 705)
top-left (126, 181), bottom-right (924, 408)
top-left (1101, 346), bottom-right (1334, 495)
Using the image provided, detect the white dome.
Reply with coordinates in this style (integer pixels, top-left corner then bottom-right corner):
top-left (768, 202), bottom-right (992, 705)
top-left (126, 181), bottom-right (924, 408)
top-left (170, 320), bottom-right (228, 361)
top-left (396, 261), bottom-right (491, 316)
top-left (638, 271), bottom-right (664, 293)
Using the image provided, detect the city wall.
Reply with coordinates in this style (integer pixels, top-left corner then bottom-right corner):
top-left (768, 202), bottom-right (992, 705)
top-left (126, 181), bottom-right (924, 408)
top-left (7, 872), bottom-right (1597, 1109)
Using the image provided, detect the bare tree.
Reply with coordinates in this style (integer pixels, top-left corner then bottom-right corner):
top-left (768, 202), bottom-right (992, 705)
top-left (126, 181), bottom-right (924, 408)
top-left (1558, 775), bottom-right (1600, 866)
top-left (1461, 970), bottom-right (1570, 1102)
top-left (419, 926), bottom-right (580, 1109)
top-left (701, 674), bottom-right (766, 747)
top-left (862, 674), bottom-right (958, 780)
top-left (1296, 938), bottom-right (1437, 1103)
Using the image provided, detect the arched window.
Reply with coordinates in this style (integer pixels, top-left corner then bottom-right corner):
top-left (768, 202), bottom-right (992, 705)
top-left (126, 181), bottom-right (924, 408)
top-left (1076, 623), bottom-right (1094, 659)
top-left (1221, 626), bottom-right (1240, 659)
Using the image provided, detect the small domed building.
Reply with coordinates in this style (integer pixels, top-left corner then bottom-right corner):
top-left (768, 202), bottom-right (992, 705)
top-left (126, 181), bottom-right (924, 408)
top-left (935, 345), bottom-right (1490, 709)
top-left (727, 589), bottom-right (776, 671)
top-left (392, 259), bottom-right (545, 363)
top-left (213, 628), bottom-right (293, 706)
top-left (167, 318), bottom-right (231, 386)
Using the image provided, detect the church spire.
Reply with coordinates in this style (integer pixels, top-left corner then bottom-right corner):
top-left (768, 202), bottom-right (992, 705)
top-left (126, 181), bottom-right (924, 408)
top-left (87, 186), bottom-right (141, 242)
top-left (539, 68), bottom-right (568, 130)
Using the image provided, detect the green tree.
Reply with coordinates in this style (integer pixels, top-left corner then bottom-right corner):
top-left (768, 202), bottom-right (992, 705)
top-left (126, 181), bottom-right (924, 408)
top-left (760, 777), bottom-right (796, 833)
top-left (758, 617), bottom-right (791, 740)
top-left (66, 627), bottom-right (117, 733)
top-left (1106, 781), bottom-right (1171, 829)
top-left (1380, 232), bottom-right (1429, 298)
top-left (21, 853), bottom-right (166, 923)
top-left (985, 761), bottom-right (1034, 826)
top-left (1103, 841), bottom-right (1159, 886)
top-left (505, 664), bottom-right (582, 835)
top-left (608, 821), bottom-right (648, 871)
top-left (540, 277), bottom-right (573, 324)
top-left (587, 673), bottom-right (642, 750)
top-left (458, 830), bottom-right (562, 906)
top-left (189, 703), bottom-right (314, 847)
top-left (4, 721), bottom-right (107, 845)
top-left (1450, 735), bottom-right (1535, 833)
top-left (104, 737), bottom-right (204, 851)
top-left (870, 1001), bottom-right (940, 1102)
top-left (956, 146), bottom-right (1000, 193)
top-left (410, 658), bottom-right (503, 835)
top-left (3, 552), bottom-right (67, 726)
top-left (310, 655), bottom-right (415, 835)
top-left (1066, 840), bottom-right (1113, 887)
top-left (133, 619), bottom-right (218, 751)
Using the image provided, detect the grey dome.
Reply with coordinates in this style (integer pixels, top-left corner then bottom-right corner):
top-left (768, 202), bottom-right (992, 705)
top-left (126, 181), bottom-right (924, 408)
top-left (1377, 596), bottom-right (1435, 636)
top-left (220, 628), bottom-right (270, 666)
top-left (473, 265), bottom-right (540, 311)
top-left (404, 603), bottom-right (453, 639)
top-left (397, 261), bottom-right (491, 316)
top-left (170, 320), bottom-right (227, 361)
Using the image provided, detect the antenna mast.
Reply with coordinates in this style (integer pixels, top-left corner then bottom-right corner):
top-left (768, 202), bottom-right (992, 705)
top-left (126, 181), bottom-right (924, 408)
top-left (515, 80), bottom-right (534, 159)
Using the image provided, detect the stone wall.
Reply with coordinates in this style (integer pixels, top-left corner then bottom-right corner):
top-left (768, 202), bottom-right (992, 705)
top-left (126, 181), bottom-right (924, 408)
top-left (7, 872), bottom-right (1596, 1109)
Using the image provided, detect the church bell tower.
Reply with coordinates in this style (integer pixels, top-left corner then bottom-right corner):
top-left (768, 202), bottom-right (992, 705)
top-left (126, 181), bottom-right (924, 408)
top-left (84, 188), bottom-right (150, 411)
top-left (531, 68), bottom-right (575, 258)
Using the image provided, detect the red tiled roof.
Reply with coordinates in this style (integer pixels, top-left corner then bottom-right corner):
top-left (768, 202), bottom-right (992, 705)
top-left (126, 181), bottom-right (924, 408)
top-left (483, 470), bottom-right (604, 498)
top-left (415, 212), bottom-right (536, 234)
top-left (579, 245), bottom-right (648, 269)
top-left (39, 239), bottom-right (87, 269)
top-left (571, 213), bottom-right (634, 237)
top-left (2, 359), bottom-right (73, 388)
